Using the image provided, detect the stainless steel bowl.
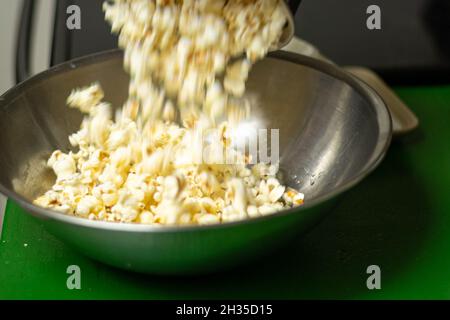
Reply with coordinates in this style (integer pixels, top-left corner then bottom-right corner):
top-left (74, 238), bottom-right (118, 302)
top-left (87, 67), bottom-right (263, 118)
top-left (0, 50), bottom-right (391, 274)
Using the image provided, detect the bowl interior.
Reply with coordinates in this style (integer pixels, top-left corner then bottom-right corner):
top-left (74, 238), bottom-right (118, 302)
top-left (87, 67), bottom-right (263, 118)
top-left (0, 51), bottom-right (391, 210)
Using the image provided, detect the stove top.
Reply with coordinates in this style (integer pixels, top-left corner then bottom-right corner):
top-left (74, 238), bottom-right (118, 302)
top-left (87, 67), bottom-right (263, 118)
top-left (45, 0), bottom-right (450, 85)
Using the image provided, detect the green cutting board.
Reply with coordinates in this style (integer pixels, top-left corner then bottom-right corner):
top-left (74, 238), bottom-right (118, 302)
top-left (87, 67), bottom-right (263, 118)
top-left (1, 85), bottom-right (450, 299)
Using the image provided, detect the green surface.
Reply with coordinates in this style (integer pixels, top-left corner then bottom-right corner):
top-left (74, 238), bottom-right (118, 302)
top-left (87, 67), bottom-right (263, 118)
top-left (1, 85), bottom-right (450, 299)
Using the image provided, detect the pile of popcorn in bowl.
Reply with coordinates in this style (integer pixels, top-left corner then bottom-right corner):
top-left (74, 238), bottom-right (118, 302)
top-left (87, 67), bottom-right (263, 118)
top-left (34, 0), bottom-right (305, 226)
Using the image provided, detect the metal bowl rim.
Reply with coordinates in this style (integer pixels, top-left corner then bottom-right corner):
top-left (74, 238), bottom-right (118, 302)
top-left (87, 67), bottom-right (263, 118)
top-left (0, 49), bottom-right (392, 233)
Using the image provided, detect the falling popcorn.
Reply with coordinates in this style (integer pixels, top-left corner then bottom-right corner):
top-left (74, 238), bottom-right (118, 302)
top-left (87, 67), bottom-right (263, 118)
top-left (34, 0), bottom-right (305, 225)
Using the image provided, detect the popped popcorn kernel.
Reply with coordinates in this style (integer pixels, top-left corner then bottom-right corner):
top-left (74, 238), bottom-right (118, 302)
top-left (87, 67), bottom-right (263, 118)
top-left (33, 0), bottom-right (305, 226)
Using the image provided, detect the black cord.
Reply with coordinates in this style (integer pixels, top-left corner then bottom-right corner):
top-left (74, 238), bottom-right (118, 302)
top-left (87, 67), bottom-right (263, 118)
top-left (50, 0), bottom-right (74, 67)
top-left (287, 0), bottom-right (302, 16)
top-left (15, 0), bottom-right (36, 84)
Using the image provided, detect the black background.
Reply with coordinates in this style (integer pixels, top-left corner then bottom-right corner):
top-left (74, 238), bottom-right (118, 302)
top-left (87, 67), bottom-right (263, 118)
top-left (50, 0), bottom-right (450, 85)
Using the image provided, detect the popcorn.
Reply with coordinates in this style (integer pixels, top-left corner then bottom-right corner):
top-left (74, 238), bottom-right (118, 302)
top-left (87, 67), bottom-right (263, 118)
top-left (67, 83), bottom-right (104, 114)
top-left (224, 59), bottom-right (251, 97)
top-left (139, 211), bottom-right (155, 224)
top-left (48, 151), bottom-right (77, 181)
top-left (104, 0), bottom-right (287, 119)
top-left (93, 182), bottom-right (119, 207)
top-left (198, 213), bottom-right (220, 225)
top-left (283, 188), bottom-right (305, 206)
top-left (247, 205), bottom-right (259, 218)
top-left (269, 184), bottom-right (286, 203)
top-left (227, 178), bottom-right (248, 216)
top-left (76, 195), bottom-right (101, 217)
top-left (34, 0), bottom-right (305, 226)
